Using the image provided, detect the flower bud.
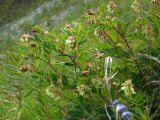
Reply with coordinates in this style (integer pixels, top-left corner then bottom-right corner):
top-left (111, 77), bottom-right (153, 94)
top-left (86, 63), bottom-right (92, 68)
top-left (112, 100), bottom-right (118, 106)
top-left (81, 70), bottom-right (89, 76)
top-left (20, 64), bottom-right (34, 73)
top-left (86, 9), bottom-right (97, 16)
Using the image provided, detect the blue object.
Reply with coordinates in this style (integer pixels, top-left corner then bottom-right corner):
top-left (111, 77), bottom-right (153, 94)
top-left (112, 100), bottom-right (118, 106)
top-left (122, 111), bottom-right (131, 119)
top-left (116, 104), bottom-right (128, 113)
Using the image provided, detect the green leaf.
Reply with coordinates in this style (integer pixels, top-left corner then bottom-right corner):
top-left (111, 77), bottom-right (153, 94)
top-left (64, 62), bottom-right (75, 66)
top-left (60, 28), bottom-right (72, 36)
top-left (61, 74), bottom-right (68, 86)
top-left (34, 34), bottom-right (42, 42)
top-left (51, 74), bottom-right (58, 84)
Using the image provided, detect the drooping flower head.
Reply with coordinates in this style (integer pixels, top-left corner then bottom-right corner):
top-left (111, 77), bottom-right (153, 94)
top-left (112, 100), bottom-right (118, 106)
top-left (116, 104), bottom-right (128, 113)
top-left (122, 111), bottom-right (132, 119)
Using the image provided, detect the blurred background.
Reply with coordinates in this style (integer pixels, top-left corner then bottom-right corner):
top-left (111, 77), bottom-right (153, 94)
top-left (0, 0), bottom-right (100, 51)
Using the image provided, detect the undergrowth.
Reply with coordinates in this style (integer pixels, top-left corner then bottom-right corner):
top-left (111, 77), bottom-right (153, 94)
top-left (0, 0), bottom-right (160, 119)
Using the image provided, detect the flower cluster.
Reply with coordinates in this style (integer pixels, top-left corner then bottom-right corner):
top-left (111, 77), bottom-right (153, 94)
top-left (20, 33), bottom-right (32, 43)
top-left (64, 23), bottom-right (73, 30)
top-left (131, 0), bottom-right (142, 13)
top-left (20, 33), bottom-right (37, 48)
top-left (121, 79), bottom-right (136, 96)
top-left (107, 0), bottom-right (117, 14)
top-left (20, 64), bottom-right (35, 73)
top-left (112, 100), bottom-right (132, 119)
top-left (66, 36), bottom-right (77, 51)
top-left (93, 49), bottom-right (104, 59)
top-left (86, 9), bottom-right (97, 16)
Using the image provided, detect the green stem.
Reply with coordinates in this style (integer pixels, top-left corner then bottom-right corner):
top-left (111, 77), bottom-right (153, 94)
top-left (109, 21), bottom-right (144, 83)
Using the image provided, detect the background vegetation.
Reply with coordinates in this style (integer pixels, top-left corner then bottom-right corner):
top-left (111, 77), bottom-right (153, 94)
top-left (0, 0), bottom-right (160, 119)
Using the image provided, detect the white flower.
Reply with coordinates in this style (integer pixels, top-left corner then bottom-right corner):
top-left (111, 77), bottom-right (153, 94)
top-left (66, 36), bottom-right (75, 45)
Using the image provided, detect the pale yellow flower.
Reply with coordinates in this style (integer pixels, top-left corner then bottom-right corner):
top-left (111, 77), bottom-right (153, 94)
top-left (107, 0), bottom-right (117, 14)
top-left (121, 79), bottom-right (136, 96)
top-left (131, 0), bottom-right (142, 13)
